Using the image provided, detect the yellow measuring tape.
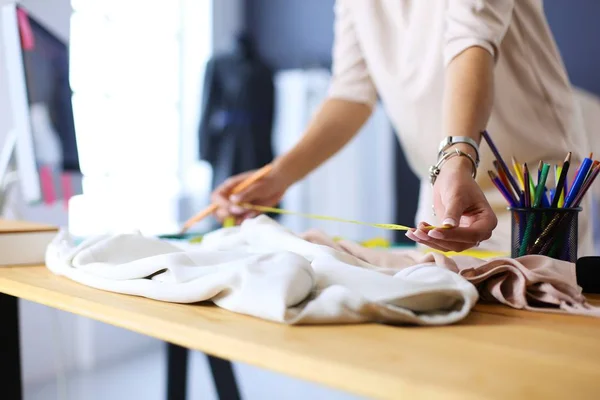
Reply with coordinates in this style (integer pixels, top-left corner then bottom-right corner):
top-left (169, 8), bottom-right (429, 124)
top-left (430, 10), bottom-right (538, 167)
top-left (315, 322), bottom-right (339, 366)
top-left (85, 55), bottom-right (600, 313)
top-left (216, 205), bottom-right (508, 257)
top-left (238, 203), bottom-right (446, 231)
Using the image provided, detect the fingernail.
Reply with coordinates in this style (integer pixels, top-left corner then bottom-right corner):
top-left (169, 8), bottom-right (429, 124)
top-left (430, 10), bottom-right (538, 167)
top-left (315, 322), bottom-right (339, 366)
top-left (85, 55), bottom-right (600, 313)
top-left (442, 218), bottom-right (457, 227)
top-left (229, 205), bottom-right (244, 214)
top-left (428, 230), bottom-right (444, 239)
top-left (413, 230), bottom-right (430, 241)
top-left (405, 231), bottom-right (416, 241)
top-left (229, 195), bottom-right (240, 203)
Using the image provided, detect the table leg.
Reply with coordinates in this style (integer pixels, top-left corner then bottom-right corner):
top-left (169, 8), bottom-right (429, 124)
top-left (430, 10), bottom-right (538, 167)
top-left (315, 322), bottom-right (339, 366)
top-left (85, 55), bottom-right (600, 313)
top-left (207, 355), bottom-right (241, 400)
top-left (166, 344), bottom-right (241, 400)
top-left (166, 343), bottom-right (188, 400)
top-left (0, 293), bottom-right (23, 400)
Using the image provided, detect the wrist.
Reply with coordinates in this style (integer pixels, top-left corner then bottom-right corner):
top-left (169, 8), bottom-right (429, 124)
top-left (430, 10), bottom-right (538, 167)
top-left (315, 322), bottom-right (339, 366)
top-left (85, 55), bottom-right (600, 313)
top-left (444, 143), bottom-right (478, 164)
top-left (429, 147), bottom-right (478, 186)
top-left (271, 156), bottom-right (301, 188)
top-left (442, 152), bottom-right (477, 175)
top-left (438, 136), bottom-right (480, 166)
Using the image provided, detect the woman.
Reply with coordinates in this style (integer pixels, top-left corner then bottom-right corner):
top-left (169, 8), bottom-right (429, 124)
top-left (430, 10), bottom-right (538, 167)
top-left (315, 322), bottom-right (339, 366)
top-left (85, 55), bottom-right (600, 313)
top-left (210, 0), bottom-right (593, 255)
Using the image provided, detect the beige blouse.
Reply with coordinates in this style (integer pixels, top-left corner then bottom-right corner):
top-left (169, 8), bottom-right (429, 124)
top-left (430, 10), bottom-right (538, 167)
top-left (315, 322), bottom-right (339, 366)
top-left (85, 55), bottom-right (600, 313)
top-left (326, 0), bottom-right (593, 255)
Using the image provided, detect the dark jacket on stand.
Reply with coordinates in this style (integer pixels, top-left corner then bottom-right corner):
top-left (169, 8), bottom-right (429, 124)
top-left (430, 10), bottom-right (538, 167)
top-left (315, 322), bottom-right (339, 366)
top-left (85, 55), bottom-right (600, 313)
top-left (198, 35), bottom-right (275, 192)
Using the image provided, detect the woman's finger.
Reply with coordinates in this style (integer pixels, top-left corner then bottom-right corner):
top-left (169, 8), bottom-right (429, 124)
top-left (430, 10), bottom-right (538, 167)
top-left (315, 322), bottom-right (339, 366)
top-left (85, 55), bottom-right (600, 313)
top-left (414, 223), bottom-right (477, 252)
top-left (413, 228), bottom-right (475, 252)
top-left (406, 230), bottom-right (452, 252)
top-left (215, 207), bottom-right (230, 223)
top-left (426, 213), bottom-right (495, 243)
top-left (212, 173), bottom-right (252, 208)
top-left (230, 180), bottom-right (269, 204)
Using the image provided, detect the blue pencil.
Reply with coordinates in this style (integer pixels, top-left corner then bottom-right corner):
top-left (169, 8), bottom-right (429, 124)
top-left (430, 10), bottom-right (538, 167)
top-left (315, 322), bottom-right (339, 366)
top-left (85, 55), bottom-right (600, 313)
top-left (564, 158), bottom-right (593, 207)
top-left (481, 130), bottom-right (522, 202)
top-left (488, 171), bottom-right (517, 207)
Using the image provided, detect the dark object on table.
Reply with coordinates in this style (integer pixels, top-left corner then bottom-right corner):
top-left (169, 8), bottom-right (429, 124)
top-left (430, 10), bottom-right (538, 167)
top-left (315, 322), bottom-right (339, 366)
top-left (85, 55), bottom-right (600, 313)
top-left (576, 256), bottom-right (600, 294)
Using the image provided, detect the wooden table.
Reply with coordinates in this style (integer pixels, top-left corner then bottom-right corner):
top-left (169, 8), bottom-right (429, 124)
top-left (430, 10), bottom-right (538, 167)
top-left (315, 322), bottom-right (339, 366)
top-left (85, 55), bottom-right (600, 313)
top-left (1, 266), bottom-right (600, 400)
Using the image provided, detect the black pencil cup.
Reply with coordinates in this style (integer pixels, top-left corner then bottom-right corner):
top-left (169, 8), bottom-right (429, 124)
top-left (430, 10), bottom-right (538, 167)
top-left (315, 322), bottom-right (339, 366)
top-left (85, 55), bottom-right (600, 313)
top-left (509, 207), bottom-right (581, 262)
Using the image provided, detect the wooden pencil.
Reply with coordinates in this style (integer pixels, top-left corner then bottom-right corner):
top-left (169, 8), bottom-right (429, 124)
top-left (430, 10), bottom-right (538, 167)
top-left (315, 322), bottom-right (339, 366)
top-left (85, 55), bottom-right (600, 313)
top-left (179, 164), bottom-right (274, 233)
top-left (512, 156), bottom-right (525, 190)
top-left (481, 130), bottom-right (522, 199)
top-left (551, 152), bottom-right (571, 208)
top-left (523, 163), bottom-right (531, 208)
top-left (488, 170), bottom-right (517, 207)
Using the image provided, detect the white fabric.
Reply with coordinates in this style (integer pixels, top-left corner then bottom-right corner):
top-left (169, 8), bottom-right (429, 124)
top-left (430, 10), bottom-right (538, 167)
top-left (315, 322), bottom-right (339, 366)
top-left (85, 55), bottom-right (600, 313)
top-left (46, 216), bottom-right (478, 325)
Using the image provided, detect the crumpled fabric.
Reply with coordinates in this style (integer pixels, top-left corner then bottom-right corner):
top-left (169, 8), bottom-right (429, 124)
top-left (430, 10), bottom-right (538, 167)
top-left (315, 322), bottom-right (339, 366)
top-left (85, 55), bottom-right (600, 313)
top-left (300, 229), bottom-right (600, 317)
top-left (45, 216), bottom-right (479, 325)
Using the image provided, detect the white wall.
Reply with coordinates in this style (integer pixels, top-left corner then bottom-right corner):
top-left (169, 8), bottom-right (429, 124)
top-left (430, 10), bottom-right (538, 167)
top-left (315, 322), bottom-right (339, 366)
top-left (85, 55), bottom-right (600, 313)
top-left (0, 0), bottom-right (14, 164)
top-left (0, 0), bottom-right (159, 386)
top-left (212, 0), bottom-right (245, 53)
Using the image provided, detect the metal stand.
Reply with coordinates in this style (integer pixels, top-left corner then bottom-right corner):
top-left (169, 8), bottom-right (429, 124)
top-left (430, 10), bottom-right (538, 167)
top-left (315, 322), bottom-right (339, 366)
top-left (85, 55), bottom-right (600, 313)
top-left (167, 343), bottom-right (189, 400)
top-left (0, 129), bottom-right (19, 217)
top-left (0, 293), bottom-right (23, 400)
top-left (166, 344), bottom-right (242, 400)
top-left (207, 355), bottom-right (241, 400)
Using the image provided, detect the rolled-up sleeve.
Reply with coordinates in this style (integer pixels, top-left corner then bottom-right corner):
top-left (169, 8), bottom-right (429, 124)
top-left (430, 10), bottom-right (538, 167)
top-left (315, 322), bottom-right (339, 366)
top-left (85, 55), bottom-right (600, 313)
top-left (327, 0), bottom-right (377, 107)
top-left (444, 0), bottom-right (515, 66)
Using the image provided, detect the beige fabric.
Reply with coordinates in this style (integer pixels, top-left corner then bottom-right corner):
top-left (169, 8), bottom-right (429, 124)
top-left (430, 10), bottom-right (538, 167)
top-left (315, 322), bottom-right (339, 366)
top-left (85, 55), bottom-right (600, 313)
top-left (327, 0), bottom-right (593, 256)
top-left (301, 229), bottom-right (600, 317)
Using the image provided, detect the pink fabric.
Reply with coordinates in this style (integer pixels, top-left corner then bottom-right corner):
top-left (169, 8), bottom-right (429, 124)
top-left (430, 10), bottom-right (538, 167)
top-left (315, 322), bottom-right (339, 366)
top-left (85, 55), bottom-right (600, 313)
top-left (300, 230), bottom-right (600, 317)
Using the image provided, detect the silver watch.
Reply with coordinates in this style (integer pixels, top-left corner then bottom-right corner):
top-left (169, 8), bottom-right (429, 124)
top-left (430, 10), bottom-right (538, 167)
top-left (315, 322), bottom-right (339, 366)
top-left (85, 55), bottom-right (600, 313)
top-left (438, 136), bottom-right (480, 167)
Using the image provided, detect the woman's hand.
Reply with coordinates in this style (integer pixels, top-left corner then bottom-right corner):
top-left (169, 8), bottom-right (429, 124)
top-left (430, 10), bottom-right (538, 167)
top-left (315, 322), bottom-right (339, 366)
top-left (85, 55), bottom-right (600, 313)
top-left (406, 154), bottom-right (497, 252)
top-left (211, 167), bottom-right (292, 224)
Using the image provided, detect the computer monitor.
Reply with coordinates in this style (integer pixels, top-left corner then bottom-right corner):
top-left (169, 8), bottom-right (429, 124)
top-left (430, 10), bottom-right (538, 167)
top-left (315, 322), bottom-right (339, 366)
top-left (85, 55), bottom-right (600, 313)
top-left (1, 3), bottom-right (80, 205)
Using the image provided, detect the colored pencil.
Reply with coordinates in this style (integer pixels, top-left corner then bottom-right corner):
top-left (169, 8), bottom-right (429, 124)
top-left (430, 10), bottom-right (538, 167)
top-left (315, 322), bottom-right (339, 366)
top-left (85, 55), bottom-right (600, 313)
top-left (523, 163), bottom-right (531, 207)
top-left (179, 164), bottom-right (273, 233)
top-left (584, 160), bottom-right (600, 183)
top-left (488, 170), bottom-right (517, 207)
top-left (551, 152), bottom-right (571, 208)
top-left (561, 173), bottom-right (568, 207)
top-left (564, 158), bottom-right (592, 207)
top-left (512, 156), bottom-right (525, 190)
top-left (542, 187), bottom-right (550, 208)
top-left (494, 160), bottom-right (513, 198)
top-left (572, 164), bottom-right (600, 207)
top-left (481, 130), bottom-right (522, 200)
top-left (480, 132), bottom-right (600, 259)
top-left (536, 163), bottom-right (600, 256)
top-left (533, 163), bottom-right (550, 208)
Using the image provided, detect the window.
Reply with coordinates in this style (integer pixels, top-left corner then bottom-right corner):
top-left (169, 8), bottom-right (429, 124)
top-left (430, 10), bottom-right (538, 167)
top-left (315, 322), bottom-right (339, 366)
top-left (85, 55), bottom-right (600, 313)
top-left (70, 0), bottom-right (212, 178)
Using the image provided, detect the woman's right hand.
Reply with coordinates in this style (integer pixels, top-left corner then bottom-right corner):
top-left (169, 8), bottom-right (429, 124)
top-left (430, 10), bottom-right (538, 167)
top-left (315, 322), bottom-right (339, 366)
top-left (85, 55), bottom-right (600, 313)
top-left (210, 168), bottom-right (291, 224)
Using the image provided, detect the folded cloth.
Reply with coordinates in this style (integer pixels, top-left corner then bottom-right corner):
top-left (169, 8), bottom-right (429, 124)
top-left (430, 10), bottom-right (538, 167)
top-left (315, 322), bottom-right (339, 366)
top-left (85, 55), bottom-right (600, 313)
top-left (46, 216), bottom-right (478, 325)
top-left (301, 230), bottom-right (600, 317)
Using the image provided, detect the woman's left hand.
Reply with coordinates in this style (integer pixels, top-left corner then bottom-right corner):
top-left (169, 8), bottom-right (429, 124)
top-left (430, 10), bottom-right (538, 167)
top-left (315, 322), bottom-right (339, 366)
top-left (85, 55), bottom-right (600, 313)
top-left (406, 154), bottom-right (497, 252)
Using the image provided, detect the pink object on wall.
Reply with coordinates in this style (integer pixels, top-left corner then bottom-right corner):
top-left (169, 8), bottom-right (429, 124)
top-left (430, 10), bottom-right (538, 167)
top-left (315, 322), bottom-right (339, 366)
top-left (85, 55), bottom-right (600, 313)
top-left (16, 8), bottom-right (35, 50)
top-left (39, 166), bottom-right (56, 205)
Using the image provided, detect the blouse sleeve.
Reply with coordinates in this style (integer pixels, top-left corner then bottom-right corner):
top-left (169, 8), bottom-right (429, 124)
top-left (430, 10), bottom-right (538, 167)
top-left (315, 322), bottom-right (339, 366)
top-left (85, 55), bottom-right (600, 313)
top-left (327, 0), bottom-right (377, 107)
top-left (444, 0), bottom-right (515, 66)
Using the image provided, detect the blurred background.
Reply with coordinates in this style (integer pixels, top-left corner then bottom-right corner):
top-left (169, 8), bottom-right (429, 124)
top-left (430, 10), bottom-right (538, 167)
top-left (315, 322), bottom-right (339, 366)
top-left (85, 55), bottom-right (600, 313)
top-left (0, 0), bottom-right (599, 399)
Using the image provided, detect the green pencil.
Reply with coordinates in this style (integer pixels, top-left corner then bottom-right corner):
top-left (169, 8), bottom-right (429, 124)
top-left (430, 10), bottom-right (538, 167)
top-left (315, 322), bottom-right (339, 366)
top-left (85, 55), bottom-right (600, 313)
top-left (520, 163), bottom-right (550, 256)
top-left (533, 163), bottom-right (550, 207)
